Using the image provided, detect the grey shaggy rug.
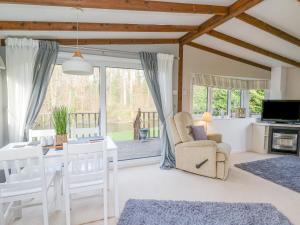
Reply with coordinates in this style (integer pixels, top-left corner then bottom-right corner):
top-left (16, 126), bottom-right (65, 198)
top-left (235, 156), bottom-right (300, 193)
top-left (117, 199), bottom-right (292, 225)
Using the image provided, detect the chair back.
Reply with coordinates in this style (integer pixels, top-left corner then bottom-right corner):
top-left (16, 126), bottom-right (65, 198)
top-left (63, 141), bottom-right (107, 186)
top-left (0, 146), bottom-right (46, 194)
top-left (169, 117), bottom-right (182, 146)
top-left (28, 129), bottom-right (56, 142)
top-left (70, 127), bottom-right (100, 139)
top-left (172, 112), bottom-right (194, 143)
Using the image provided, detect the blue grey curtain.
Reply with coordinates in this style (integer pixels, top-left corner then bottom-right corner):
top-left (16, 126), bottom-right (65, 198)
top-left (139, 52), bottom-right (176, 169)
top-left (24, 40), bottom-right (59, 140)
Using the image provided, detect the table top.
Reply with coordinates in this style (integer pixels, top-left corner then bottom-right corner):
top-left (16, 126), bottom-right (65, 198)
top-left (1, 136), bottom-right (118, 157)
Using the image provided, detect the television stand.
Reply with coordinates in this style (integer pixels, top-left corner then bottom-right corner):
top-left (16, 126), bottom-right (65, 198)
top-left (250, 122), bottom-right (300, 156)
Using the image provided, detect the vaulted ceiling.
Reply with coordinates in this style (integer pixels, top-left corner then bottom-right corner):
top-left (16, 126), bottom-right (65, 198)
top-left (0, 0), bottom-right (299, 69)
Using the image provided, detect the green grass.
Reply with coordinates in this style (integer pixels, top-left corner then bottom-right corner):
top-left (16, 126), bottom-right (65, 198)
top-left (107, 127), bottom-right (160, 141)
top-left (107, 130), bottom-right (133, 141)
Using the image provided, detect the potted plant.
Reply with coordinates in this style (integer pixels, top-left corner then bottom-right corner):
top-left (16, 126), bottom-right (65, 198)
top-left (52, 106), bottom-right (68, 146)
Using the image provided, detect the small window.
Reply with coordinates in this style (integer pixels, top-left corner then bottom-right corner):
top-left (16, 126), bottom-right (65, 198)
top-left (249, 90), bottom-right (265, 115)
top-left (192, 85), bottom-right (208, 115)
top-left (231, 89), bottom-right (242, 110)
top-left (212, 88), bottom-right (228, 116)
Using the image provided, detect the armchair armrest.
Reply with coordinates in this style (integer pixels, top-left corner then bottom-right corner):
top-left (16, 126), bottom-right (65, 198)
top-left (207, 133), bottom-right (222, 143)
top-left (179, 140), bottom-right (217, 148)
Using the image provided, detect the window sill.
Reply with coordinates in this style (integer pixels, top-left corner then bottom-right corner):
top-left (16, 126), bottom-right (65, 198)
top-left (192, 115), bottom-right (259, 121)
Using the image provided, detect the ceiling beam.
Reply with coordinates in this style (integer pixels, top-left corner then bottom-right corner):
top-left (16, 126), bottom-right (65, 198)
top-left (55, 38), bottom-right (179, 45)
top-left (178, 43), bottom-right (184, 112)
top-left (179, 0), bottom-right (263, 44)
top-left (236, 13), bottom-right (300, 47)
top-left (208, 30), bottom-right (300, 68)
top-left (0, 21), bottom-right (198, 32)
top-left (187, 42), bottom-right (271, 71)
top-left (0, 0), bottom-right (229, 15)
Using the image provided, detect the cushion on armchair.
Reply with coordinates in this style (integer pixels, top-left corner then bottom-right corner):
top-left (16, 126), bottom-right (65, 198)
top-left (191, 125), bottom-right (207, 140)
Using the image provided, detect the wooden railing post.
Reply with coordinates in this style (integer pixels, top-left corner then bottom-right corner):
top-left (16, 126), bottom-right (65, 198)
top-left (133, 108), bottom-right (142, 140)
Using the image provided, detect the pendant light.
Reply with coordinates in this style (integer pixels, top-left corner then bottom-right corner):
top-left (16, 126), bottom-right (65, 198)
top-left (62, 8), bottom-right (93, 75)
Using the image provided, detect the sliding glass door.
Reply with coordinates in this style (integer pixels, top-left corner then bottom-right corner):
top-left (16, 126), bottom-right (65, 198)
top-left (105, 67), bottom-right (161, 160)
top-left (35, 60), bottom-right (161, 161)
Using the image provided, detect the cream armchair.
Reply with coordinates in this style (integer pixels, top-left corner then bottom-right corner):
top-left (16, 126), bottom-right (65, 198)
top-left (169, 112), bottom-right (231, 180)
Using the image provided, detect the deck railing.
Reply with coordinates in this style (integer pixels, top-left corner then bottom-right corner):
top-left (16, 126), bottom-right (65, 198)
top-left (33, 112), bottom-right (100, 130)
top-left (34, 110), bottom-right (159, 140)
top-left (133, 108), bottom-right (160, 140)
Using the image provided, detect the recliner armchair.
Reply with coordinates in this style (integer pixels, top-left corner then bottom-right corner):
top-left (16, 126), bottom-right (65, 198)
top-left (169, 112), bottom-right (231, 180)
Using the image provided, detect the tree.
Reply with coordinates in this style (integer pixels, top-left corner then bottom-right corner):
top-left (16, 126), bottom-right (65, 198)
top-left (212, 88), bottom-right (228, 116)
top-left (192, 86), bottom-right (207, 114)
top-left (249, 90), bottom-right (264, 114)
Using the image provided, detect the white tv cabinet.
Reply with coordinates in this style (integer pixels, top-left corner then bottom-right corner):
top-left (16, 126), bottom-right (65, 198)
top-left (251, 122), bottom-right (300, 154)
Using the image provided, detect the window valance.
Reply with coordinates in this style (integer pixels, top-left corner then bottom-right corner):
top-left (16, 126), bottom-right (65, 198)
top-left (192, 73), bottom-right (269, 90)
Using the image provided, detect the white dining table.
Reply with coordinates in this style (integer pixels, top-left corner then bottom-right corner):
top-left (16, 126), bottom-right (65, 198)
top-left (1, 136), bottom-right (120, 218)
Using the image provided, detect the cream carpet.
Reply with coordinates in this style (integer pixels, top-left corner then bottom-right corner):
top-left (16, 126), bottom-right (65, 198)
top-left (11, 152), bottom-right (300, 225)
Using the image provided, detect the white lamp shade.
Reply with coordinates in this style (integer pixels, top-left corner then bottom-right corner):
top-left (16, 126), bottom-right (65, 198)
top-left (0, 56), bottom-right (5, 70)
top-left (62, 53), bottom-right (93, 76)
top-left (201, 112), bottom-right (212, 123)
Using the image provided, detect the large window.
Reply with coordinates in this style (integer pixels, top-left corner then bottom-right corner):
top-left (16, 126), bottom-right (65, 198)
top-left (192, 85), bottom-right (208, 114)
top-left (212, 88), bottom-right (228, 116)
top-left (192, 85), bottom-right (265, 117)
top-left (249, 90), bottom-right (265, 115)
top-left (34, 65), bottom-right (100, 129)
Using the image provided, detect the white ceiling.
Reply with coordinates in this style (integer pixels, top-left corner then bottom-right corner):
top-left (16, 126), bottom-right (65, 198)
top-left (0, 4), bottom-right (212, 25)
top-left (194, 34), bottom-right (291, 68)
top-left (247, 0), bottom-right (300, 38)
top-left (215, 18), bottom-right (300, 61)
top-left (0, 0), bottom-right (299, 68)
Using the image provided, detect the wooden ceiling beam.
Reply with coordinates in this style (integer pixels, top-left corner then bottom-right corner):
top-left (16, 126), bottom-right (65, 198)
top-left (55, 38), bottom-right (179, 45)
top-left (0, 21), bottom-right (198, 32)
top-left (236, 13), bottom-right (300, 47)
top-left (187, 42), bottom-right (271, 71)
top-left (179, 0), bottom-right (263, 44)
top-left (0, 0), bottom-right (229, 15)
top-left (0, 38), bottom-right (179, 45)
top-left (208, 30), bottom-right (300, 68)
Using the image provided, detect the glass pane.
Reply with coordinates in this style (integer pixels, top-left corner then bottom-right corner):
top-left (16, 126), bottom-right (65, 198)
top-left (106, 67), bottom-right (158, 141)
top-left (192, 86), bottom-right (207, 114)
top-left (231, 90), bottom-right (241, 110)
top-left (212, 88), bottom-right (228, 116)
top-left (249, 90), bottom-right (265, 115)
top-left (34, 65), bottom-right (100, 129)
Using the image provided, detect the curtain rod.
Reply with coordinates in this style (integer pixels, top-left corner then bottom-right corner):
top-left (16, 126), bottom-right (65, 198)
top-left (60, 45), bottom-right (179, 60)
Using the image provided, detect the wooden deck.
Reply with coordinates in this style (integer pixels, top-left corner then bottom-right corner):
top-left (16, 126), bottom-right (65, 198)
top-left (116, 138), bottom-right (161, 161)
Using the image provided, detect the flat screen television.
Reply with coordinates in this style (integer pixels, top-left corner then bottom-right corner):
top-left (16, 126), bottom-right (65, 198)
top-left (262, 100), bottom-right (300, 123)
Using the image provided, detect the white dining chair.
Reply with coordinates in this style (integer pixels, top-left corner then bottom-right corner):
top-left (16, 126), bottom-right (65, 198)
top-left (70, 127), bottom-right (100, 139)
top-left (0, 145), bottom-right (56, 225)
top-left (28, 129), bottom-right (56, 142)
top-left (63, 141), bottom-right (108, 225)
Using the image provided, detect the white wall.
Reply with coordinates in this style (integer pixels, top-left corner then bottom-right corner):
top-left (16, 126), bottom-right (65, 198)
top-left (269, 66), bottom-right (287, 99)
top-left (194, 117), bottom-right (256, 152)
top-left (183, 45), bottom-right (271, 112)
top-left (285, 67), bottom-right (300, 100)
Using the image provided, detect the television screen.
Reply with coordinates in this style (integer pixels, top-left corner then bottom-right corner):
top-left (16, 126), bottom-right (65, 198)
top-left (262, 100), bottom-right (300, 122)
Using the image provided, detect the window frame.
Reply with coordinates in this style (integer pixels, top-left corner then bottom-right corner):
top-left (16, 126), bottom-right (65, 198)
top-left (191, 85), bottom-right (265, 118)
